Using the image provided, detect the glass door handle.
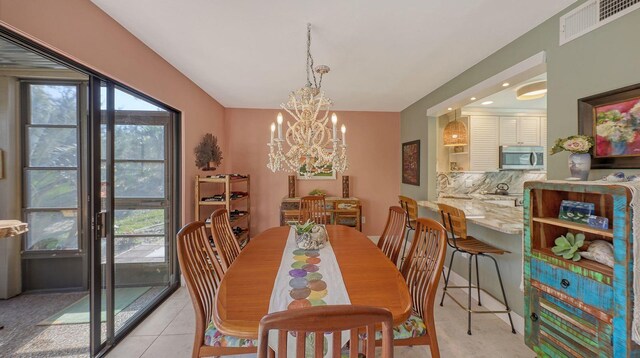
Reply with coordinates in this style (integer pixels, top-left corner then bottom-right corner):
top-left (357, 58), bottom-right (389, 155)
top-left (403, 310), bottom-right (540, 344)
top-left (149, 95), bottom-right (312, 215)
top-left (96, 211), bottom-right (107, 239)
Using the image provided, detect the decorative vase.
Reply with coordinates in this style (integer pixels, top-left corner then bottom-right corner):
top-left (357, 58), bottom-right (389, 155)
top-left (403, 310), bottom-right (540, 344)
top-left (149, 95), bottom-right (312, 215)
top-left (202, 162), bottom-right (217, 171)
top-left (568, 153), bottom-right (591, 180)
top-left (611, 140), bottom-right (627, 156)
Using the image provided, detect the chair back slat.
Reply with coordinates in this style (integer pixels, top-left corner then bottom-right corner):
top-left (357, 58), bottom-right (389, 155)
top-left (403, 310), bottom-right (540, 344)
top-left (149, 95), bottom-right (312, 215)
top-left (400, 218), bottom-right (447, 321)
top-left (176, 221), bottom-right (225, 345)
top-left (377, 206), bottom-right (407, 264)
top-left (437, 203), bottom-right (468, 239)
top-left (210, 208), bottom-right (242, 271)
top-left (398, 195), bottom-right (418, 222)
top-left (299, 195), bottom-right (329, 224)
top-left (257, 305), bottom-right (394, 358)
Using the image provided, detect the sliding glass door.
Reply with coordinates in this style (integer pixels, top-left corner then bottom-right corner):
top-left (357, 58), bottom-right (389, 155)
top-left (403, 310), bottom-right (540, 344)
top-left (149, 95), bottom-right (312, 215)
top-left (90, 80), bottom-right (179, 355)
top-left (0, 28), bottom-right (180, 357)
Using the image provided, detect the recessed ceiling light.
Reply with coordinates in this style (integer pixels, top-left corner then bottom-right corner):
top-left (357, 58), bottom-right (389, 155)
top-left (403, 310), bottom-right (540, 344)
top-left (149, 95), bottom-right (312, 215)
top-left (447, 107), bottom-right (453, 111)
top-left (481, 101), bottom-right (493, 105)
top-left (470, 97), bottom-right (476, 101)
top-left (502, 82), bottom-right (510, 87)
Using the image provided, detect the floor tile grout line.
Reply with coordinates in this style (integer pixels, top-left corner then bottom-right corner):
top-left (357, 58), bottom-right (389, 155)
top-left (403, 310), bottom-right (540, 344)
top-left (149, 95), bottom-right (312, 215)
top-left (138, 334), bottom-right (161, 358)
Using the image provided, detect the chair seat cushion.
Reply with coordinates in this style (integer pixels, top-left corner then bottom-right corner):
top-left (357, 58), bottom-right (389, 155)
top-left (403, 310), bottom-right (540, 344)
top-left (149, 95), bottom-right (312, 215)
top-left (204, 322), bottom-right (257, 348)
top-left (384, 314), bottom-right (427, 340)
top-left (359, 314), bottom-right (427, 341)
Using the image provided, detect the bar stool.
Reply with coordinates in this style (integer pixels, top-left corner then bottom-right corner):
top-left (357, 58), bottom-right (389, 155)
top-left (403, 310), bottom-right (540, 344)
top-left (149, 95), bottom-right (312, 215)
top-left (398, 195), bottom-right (417, 266)
top-left (437, 203), bottom-right (516, 336)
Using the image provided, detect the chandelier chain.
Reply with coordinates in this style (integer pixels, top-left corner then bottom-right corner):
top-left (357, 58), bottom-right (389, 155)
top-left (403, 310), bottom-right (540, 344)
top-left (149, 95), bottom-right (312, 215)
top-left (306, 23), bottom-right (318, 89)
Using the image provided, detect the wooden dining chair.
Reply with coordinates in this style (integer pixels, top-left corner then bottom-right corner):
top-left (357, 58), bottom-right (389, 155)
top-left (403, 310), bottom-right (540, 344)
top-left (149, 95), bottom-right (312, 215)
top-left (176, 221), bottom-right (257, 358)
top-left (377, 206), bottom-right (407, 266)
top-left (372, 218), bottom-right (446, 358)
top-left (299, 195), bottom-right (329, 225)
top-left (210, 208), bottom-right (242, 271)
top-left (398, 195), bottom-right (418, 265)
top-left (257, 305), bottom-right (394, 358)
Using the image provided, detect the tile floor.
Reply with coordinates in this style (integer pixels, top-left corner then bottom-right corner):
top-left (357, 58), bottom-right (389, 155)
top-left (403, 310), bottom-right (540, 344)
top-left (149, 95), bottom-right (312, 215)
top-left (107, 286), bottom-right (534, 358)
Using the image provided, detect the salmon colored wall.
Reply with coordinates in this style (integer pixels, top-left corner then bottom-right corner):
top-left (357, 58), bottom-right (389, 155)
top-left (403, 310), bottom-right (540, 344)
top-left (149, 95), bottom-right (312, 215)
top-left (225, 108), bottom-right (401, 236)
top-left (0, 0), bottom-right (226, 224)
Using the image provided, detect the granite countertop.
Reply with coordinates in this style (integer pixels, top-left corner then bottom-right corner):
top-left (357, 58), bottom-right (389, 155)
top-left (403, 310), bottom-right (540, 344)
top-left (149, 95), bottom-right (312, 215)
top-left (418, 198), bottom-right (524, 235)
top-left (439, 193), bottom-right (522, 201)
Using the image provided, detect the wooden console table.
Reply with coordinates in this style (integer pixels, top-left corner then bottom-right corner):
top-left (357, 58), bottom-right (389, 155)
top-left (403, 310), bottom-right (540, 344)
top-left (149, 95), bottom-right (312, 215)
top-left (280, 197), bottom-right (362, 232)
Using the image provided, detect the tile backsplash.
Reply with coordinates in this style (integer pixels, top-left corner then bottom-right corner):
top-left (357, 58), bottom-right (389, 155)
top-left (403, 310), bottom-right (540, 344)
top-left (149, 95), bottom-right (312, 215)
top-left (437, 171), bottom-right (547, 196)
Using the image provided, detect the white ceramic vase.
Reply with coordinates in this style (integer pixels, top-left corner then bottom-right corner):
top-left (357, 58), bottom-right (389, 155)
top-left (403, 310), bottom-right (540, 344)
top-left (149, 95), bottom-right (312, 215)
top-left (568, 153), bottom-right (591, 181)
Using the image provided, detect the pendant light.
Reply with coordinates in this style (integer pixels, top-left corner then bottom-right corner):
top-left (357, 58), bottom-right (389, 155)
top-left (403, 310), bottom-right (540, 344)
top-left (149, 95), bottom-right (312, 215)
top-left (443, 110), bottom-right (468, 147)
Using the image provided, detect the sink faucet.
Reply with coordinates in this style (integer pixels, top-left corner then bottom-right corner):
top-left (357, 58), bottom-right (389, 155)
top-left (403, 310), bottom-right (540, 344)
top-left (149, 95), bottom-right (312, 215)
top-left (437, 173), bottom-right (451, 186)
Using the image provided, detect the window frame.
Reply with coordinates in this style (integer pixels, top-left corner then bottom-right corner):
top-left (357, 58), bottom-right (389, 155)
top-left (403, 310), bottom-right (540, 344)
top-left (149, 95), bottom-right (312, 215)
top-left (20, 79), bottom-right (85, 256)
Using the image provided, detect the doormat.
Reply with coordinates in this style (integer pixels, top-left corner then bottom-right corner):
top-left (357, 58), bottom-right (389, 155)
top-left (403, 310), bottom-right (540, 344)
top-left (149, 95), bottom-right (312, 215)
top-left (38, 287), bottom-right (150, 325)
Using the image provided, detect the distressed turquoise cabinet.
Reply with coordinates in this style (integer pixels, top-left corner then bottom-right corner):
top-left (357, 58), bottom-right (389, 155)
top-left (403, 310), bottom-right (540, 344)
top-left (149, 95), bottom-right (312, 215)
top-left (523, 181), bottom-right (640, 357)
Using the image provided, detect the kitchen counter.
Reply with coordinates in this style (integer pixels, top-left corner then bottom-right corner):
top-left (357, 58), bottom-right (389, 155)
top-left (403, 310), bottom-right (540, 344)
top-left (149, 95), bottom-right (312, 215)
top-left (418, 198), bottom-right (523, 235)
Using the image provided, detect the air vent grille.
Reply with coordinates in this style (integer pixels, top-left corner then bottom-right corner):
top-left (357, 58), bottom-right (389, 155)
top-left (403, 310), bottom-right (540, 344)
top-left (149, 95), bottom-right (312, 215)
top-left (560, 0), bottom-right (640, 45)
top-left (563, 1), bottom-right (599, 39)
top-left (600, 0), bottom-right (640, 20)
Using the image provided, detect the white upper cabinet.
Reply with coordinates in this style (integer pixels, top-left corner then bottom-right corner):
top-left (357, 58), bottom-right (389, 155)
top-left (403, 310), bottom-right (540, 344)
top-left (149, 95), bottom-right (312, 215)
top-left (518, 117), bottom-right (541, 145)
top-left (499, 117), bottom-right (518, 145)
top-left (470, 116), bottom-right (500, 171)
top-left (499, 116), bottom-right (540, 146)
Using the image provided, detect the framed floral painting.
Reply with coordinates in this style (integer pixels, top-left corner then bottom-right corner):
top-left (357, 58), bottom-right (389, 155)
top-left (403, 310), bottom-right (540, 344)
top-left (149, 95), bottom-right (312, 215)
top-left (579, 83), bottom-right (640, 169)
top-left (402, 140), bottom-right (420, 185)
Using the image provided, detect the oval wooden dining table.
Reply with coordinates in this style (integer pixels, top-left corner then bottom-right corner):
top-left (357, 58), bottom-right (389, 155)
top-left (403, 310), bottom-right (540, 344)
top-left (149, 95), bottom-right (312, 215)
top-left (213, 224), bottom-right (412, 338)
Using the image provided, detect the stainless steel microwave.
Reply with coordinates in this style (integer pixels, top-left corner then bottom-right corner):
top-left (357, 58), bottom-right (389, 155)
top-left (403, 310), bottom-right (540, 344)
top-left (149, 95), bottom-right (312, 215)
top-left (499, 146), bottom-right (544, 170)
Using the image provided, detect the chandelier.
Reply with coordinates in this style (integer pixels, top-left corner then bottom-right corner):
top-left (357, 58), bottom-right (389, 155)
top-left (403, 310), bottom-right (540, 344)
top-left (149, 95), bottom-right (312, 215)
top-left (267, 24), bottom-right (348, 177)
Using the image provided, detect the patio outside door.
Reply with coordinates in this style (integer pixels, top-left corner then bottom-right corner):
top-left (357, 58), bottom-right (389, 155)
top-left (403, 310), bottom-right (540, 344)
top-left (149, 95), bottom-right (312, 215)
top-left (90, 79), bottom-right (179, 356)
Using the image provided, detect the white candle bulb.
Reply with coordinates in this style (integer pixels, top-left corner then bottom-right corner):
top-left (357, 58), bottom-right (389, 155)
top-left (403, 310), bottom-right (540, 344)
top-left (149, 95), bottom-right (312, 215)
top-left (341, 124), bottom-right (347, 146)
top-left (270, 122), bottom-right (275, 143)
top-left (331, 113), bottom-right (338, 139)
top-left (277, 112), bottom-right (283, 140)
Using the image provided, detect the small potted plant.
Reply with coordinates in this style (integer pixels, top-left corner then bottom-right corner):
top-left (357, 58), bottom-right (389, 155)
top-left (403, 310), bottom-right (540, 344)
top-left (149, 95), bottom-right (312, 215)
top-left (550, 135), bottom-right (594, 180)
top-left (194, 133), bottom-right (223, 171)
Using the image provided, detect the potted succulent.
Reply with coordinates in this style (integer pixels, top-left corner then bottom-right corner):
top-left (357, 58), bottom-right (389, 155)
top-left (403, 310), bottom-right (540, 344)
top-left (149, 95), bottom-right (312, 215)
top-left (550, 135), bottom-right (594, 180)
top-left (194, 133), bottom-right (223, 171)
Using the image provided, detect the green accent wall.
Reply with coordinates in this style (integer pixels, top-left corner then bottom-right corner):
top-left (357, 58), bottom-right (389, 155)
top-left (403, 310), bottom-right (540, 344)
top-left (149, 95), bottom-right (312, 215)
top-left (401, 0), bottom-right (640, 199)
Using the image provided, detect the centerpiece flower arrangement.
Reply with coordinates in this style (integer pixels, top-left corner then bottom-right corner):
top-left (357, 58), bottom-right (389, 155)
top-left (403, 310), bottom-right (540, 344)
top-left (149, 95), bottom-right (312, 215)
top-left (294, 220), bottom-right (328, 250)
top-left (550, 135), bottom-right (595, 180)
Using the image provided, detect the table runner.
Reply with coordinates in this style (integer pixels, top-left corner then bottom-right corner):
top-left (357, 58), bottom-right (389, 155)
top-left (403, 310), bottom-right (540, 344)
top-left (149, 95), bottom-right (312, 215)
top-left (267, 226), bottom-right (351, 357)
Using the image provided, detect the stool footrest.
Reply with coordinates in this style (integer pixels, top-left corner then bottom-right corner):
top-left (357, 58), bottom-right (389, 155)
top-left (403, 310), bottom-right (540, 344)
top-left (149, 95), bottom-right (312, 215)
top-left (443, 289), bottom-right (512, 314)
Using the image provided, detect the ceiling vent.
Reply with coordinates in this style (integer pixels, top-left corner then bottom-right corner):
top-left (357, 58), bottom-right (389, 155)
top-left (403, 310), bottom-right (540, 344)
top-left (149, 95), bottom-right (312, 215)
top-left (560, 0), bottom-right (640, 45)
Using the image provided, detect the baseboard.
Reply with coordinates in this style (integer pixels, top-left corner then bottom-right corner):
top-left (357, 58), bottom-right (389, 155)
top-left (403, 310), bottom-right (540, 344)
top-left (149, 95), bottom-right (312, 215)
top-left (367, 235), bottom-right (380, 245)
top-left (444, 268), bottom-right (525, 335)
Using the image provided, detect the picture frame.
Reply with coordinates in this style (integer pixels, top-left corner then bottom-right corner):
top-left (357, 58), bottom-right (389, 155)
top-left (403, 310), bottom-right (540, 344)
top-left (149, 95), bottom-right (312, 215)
top-left (402, 140), bottom-right (420, 186)
top-left (579, 83), bottom-right (640, 169)
top-left (297, 163), bottom-right (336, 180)
top-left (0, 149), bottom-right (4, 179)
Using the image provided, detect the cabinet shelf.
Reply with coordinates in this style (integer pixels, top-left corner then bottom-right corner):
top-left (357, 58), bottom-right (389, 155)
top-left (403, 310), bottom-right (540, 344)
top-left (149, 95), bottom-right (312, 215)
top-left (198, 176), bottom-right (249, 184)
top-left (532, 247), bottom-right (613, 280)
top-left (195, 174), bottom-right (250, 241)
top-left (532, 217), bottom-right (613, 238)
top-left (524, 181), bottom-right (635, 356)
top-left (198, 195), bottom-right (248, 206)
